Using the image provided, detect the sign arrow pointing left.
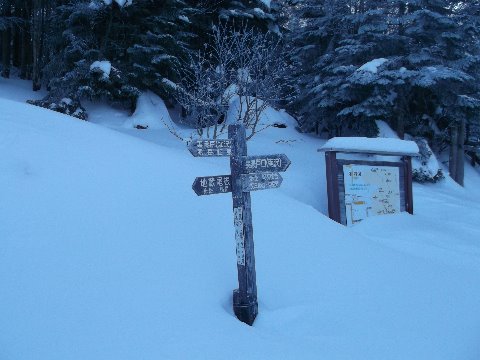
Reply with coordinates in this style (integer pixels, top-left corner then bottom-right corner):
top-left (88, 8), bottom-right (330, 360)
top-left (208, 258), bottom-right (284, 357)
top-left (192, 175), bottom-right (232, 196)
top-left (188, 139), bottom-right (233, 157)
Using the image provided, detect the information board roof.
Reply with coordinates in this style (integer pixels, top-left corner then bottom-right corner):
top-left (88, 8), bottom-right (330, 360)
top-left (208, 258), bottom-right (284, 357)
top-left (318, 137), bottom-right (419, 156)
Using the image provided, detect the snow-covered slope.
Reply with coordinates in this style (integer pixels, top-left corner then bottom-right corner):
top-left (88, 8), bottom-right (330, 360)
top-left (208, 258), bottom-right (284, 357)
top-left (1, 81), bottom-right (480, 360)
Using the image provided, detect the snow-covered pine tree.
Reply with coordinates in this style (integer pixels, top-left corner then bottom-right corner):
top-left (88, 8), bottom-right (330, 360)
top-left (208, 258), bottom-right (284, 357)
top-left (463, 0), bottom-right (480, 144)
top-left (30, 0), bottom-right (140, 118)
top-left (397, 0), bottom-right (480, 185)
top-left (289, 0), bottom-right (394, 137)
top-left (217, 0), bottom-right (281, 33)
top-left (283, 0), bottom-right (324, 129)
top-left (126, 0), bottom-right (197, 104)
top-left (1, 0), bottom-right (30, 79)
top-left (289, 0), bottom-right (480, 184)
top-left (1, 0), bottom-right (61, 83)
top-left (184, 0), bottom-right (282, 53)
top-left (36, 0), bottom-right (196, 117)
top-left (1, 0), bottom-right (13, 78)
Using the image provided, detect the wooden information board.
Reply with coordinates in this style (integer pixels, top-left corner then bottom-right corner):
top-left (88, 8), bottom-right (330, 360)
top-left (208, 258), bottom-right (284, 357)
top-left (324, 154), bottom-right (414, 226)
top-left (342, 163), bottom-right (402, 225)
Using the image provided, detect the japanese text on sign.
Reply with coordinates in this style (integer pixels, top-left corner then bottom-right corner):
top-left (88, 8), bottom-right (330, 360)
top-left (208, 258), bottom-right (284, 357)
top-left (246, 157), bottom-right (282, 170)
top-left (192, 175), bottom-right (232, 196)
top-left (241, 172), bottom-right (283, 192)
top-left (189, 139), bottom-right (233, 157)
top-left (343, 164), bottom-right (401, 226)
top-left (233, 207), bottom-right (245, 266)
top-left (243, 154), bottom-right (290, 173)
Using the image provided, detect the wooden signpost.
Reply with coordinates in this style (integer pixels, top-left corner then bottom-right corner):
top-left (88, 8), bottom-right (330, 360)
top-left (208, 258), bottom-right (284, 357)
top-left (189, 123), bottom-right (291, 326)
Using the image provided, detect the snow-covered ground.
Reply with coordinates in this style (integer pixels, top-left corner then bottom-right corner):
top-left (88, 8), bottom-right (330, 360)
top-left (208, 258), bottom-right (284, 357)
top-left (1, 78), bottom-right (480, 360)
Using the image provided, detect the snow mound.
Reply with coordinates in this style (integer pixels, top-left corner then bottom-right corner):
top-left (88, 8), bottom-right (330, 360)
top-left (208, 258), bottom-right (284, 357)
top-left (376, 120), bottom-right (443, 182)
top-left (123, 91), bottom-right (171, 130)
top-left (406, 135), bottom-right (444, 183)
top-left (225, 96), bottom-right (297, 130)
top-left (376, 119), bottom-right (399, 138)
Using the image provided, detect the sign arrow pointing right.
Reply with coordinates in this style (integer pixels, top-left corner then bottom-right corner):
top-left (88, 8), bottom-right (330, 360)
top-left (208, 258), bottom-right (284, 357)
top-left (243, 154), bottom-right (291, 173)
top-left (241, 172), bottom-right (283, 192)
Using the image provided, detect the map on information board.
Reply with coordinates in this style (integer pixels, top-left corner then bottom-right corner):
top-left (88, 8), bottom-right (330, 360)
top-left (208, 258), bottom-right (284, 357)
top-left (342, 164), bottom-right (401, 226)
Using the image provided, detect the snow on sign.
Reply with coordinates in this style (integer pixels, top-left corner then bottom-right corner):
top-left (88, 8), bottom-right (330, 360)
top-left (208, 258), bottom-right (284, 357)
top-left (343, 165), bottom-right (401, 226)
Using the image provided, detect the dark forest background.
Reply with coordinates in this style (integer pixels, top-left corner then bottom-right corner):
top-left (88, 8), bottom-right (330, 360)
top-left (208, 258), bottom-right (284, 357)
top-left (1, 0), bottom-right (480, 184)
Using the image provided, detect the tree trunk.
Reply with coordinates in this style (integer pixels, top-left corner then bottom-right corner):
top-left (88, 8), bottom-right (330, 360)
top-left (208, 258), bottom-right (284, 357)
top-left (449, 123), bottom-right (458, 182)
top-left (11, 0), bottom-right (21, 68)
top-left (20, 26), bottom-right (28, 78)
top-left (12, 25), bottom-right (20, 67)
top-left (101, 5), bottom-right (114, 57)
top-left (31, 0), bottom-right (44, 91)
top-left (395, 95), bottom-right (406, 140)
top-left (1, 29), bottom-right (11, 78)
top-left (18, 0), bottom-right (30, 79)
top-left (455, 119), bottom-right (465, 186)
top-left (396, 115), bottom-right (405, 139)
top-left (449, 120), bottom-right (465, 186)
top-left (1, 0), bottom-right (12, 78)
top-left (393, 87), bottom-right (408, 139)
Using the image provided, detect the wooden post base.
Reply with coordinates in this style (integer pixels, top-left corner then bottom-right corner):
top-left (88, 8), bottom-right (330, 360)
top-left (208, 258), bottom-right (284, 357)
top-left (233, 289), bottom-right (258, 326)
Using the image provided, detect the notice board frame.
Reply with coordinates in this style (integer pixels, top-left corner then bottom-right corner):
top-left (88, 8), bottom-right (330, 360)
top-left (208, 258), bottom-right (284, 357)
top-left (324, 151), bottom-right (414, 226)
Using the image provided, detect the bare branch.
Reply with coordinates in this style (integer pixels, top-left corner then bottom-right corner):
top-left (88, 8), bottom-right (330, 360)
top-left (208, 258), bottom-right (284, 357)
top-left (174, 21), bottom-right (288, 140)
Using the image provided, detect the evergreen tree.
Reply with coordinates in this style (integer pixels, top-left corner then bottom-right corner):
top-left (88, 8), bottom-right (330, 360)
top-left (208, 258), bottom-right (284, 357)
top-left (289, 0), bottom-right (391, 137)
top-left (1, 0), bottom-right (30, 79)
top-left (185, 0), bottom-right (282, 52)
top-left (218, 0), bottom-right (281, 32)
top-left (289, 0), bottom-right (480, 184)
top-left (290, 0), bottom-right (480, 138)
top-left (29, 0), bottom-right (138, 118)
top-left (37, 0), bottom-right (209, 115)
top-left (126, 0), bottom-right (197, 103)
top-left (35, 0), bottom-right (189, 116)
top-left (398, 0), bottom-right (480, 185)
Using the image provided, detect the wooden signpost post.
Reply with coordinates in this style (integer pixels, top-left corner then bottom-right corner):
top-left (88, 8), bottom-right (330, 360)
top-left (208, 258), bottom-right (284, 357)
top-left (189, 123), bottom-right (291, 326)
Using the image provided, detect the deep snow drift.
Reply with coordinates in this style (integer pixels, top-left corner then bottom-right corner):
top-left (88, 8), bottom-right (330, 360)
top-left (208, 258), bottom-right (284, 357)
top-left (1, 78), bottom-right (480, 360)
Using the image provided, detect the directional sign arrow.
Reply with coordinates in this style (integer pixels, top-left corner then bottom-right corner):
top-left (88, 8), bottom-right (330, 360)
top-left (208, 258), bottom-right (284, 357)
top-left (188, 139), bottom-right (233, 157)
top-left (243, 154), bottom-right (291, 174)
top-left (241, 172), bottom-right (283, 192)
top-left (192, 175), bottom-right (232, 196)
